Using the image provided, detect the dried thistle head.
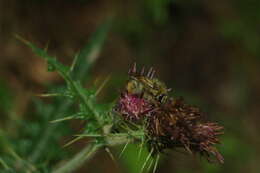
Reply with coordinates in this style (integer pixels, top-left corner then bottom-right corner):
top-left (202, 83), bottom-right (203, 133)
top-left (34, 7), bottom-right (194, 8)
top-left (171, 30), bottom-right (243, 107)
top-left (146, 98), bottom-right (224, 163)
top-left (192, 123), bottom-right (224, 163)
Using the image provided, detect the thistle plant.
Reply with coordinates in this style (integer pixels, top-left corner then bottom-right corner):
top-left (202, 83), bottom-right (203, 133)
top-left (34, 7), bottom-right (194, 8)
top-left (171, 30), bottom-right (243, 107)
top-left (3, 22), bottom-right (224, 172)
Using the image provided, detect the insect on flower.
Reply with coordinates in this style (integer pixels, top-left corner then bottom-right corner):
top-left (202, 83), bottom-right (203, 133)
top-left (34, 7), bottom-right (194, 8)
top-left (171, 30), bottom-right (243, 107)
top-left (126, 63), bottom-right (171, 105)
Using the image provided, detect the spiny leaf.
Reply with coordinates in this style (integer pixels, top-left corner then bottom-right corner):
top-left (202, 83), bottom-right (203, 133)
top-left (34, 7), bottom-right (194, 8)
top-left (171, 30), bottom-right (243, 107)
top-left (15, 34), bottom-right (70, 81)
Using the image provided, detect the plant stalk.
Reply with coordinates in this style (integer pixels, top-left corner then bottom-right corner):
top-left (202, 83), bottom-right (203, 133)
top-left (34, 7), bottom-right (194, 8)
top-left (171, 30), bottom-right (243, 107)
top-left (52, 143), bottom-right (102, 173)
top-left (52, 135), bottom-right (131, 173)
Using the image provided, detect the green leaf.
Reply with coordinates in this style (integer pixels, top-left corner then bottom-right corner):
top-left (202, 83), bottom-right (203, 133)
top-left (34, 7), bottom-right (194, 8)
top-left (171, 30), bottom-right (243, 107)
top-left (15, 34), bottom-right (70, 81)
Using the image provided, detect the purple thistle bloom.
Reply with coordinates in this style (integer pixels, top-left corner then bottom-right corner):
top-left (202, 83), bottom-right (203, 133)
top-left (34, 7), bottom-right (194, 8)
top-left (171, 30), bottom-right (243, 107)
top-left (115, 92), bottom-right (153, 121)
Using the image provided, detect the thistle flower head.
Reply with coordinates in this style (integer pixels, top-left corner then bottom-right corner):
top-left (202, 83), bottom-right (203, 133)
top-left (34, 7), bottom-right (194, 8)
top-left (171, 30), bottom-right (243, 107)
top-left (115, 63), bottom-right (224, 164)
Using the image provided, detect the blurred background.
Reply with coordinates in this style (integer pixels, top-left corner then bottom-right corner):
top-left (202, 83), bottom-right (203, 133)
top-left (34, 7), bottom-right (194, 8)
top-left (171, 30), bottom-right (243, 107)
top-left (0, 0), bottom-right (259, 172)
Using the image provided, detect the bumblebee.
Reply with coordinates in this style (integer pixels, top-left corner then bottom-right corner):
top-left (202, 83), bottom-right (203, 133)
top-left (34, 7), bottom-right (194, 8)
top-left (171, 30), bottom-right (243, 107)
top-left (126, 63), bottom-right (171, 104)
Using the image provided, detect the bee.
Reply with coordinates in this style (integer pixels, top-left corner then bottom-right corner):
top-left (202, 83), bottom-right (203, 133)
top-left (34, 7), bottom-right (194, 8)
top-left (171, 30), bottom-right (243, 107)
top-left (125, 63), bottom-right (171, 104)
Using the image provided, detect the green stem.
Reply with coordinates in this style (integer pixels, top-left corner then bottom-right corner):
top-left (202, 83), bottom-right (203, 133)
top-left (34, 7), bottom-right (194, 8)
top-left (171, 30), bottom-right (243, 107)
top-left (0, 157), bottom-right (10, 170)
top-left (72, 81), bottom-right (102, 125)
top-left (52, 144), bottom-right (102, 173)
top-left (52, 135), bottom-right (131, 173)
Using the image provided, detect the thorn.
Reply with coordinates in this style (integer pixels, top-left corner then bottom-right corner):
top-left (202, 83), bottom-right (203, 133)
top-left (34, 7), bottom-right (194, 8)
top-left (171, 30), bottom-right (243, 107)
top-left (141, 66), bottom-right (145, 75)
top-left (138, 136), bottom-right (145, 161)
top-left (140, 149), bottom-right (153, 173)
top-left (128, 68), bottom-right (132, 74)
top-left (35, 93), bottom-right (63, 97)
top-left (63, 136), bottom-right (84, 148)
top-left (95, 75), bottom-right (111, 96)
top-left (105, 147), bottom-right (120, 170)
top-left (50, 115), bottom-right (75, 123)
top-left (128, 62), bottom-right (137, 75)
top-left (119, 140), bottom-right (130, 158)
top-left (147, 67), bottom-right (153, 78)
top-left (150, 69), bottom-right (156, 79)
top-left (184, 145), bottom-right (193, 154)
top-left (133, 62), bottom-right (137, 73)
top-left (147, 158), bottom-right (155, 173)
top-left (153, 154), bottom-right (160, 173)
